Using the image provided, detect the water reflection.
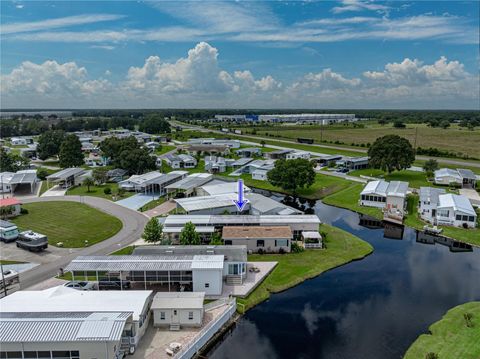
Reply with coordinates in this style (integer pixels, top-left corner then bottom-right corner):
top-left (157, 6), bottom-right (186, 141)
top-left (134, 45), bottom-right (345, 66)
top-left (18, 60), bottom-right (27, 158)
top-left (209, 199), bottom-right (480, 359)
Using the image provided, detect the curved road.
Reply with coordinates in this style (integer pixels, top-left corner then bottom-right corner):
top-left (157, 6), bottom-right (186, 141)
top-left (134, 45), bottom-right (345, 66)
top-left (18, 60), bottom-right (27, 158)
top-left (18, 196), bottom-right (148, 289)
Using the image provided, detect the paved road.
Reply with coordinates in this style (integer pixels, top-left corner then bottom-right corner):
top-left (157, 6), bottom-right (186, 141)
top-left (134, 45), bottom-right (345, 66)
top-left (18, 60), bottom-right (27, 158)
top-left (174, 121), bottom-right (480, 169)
top-left (17, 196), bottom-right (148, 289)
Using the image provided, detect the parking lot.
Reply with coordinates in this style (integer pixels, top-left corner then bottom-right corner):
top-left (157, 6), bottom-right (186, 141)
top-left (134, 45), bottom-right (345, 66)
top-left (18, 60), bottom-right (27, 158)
top-left (0, 240), bottom-right (80, 265)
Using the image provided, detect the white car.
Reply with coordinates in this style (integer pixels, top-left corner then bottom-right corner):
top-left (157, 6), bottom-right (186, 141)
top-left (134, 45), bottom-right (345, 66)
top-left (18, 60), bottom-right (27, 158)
top-left (64, 281), bottom-right (96, 290)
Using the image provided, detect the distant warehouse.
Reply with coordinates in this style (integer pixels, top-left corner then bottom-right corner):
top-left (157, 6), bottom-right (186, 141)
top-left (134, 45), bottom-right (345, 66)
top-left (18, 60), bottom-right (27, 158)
top-left (214, 113), bottom-right (356, 124)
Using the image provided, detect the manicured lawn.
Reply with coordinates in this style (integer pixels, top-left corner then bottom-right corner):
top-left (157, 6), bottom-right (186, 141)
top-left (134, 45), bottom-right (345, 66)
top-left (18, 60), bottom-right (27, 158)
top-left (11, 201), bottom-right (123, 248)
top-left (238, 173), bottom-right (353, 200)
top-left (66, 183), bottom-right (134, 201)
top-left (349, 168), bottom-right (435, 188)
top-left (413, 160), bottom-right (480, 175)
top-left (237, 224), bottom-right (373, 313)
top-left (39, 181), bottom-right (49, 196)
top-left (139, 197), bottom-right (166, 212)
top-left (404, 301), bottom-right (480, 359)
top-left (155, 145), bottom-right (177, 156)
top-left (110, 245), bottom-right (136, 255)
top-left (323, 183), bottom-right (383, 219)
top-left (0, 260), bottom-right (25, 265)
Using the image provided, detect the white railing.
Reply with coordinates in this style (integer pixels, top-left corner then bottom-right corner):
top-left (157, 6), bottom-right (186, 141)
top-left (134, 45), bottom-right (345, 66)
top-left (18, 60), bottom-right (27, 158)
top-left (204, 297), bottom-right (231, 311)
top-left (174, 297), bottom-right (236, 359)
top-left (304, 243), bottom-right (323, 249)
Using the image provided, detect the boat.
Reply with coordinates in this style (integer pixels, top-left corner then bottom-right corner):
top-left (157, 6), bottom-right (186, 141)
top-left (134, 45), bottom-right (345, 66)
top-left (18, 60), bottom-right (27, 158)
top-left (423, 225), bottom-right (443, 235)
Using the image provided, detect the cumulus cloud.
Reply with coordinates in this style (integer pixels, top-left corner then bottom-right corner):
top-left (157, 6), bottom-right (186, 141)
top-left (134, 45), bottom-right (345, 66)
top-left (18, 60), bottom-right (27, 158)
top-left (0, 42), bottom-right (478, 109)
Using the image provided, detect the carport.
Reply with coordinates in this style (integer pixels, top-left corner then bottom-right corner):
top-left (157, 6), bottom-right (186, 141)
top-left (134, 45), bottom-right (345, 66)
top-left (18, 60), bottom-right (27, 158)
top-left (46, 168), bottom-right (85, 189)
top-left (4, 170), bottom-right (38, 194)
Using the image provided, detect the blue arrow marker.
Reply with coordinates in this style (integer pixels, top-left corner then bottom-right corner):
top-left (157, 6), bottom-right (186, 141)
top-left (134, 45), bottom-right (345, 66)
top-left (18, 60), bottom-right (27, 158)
top-left (233, 179), bottom-right (249, 212)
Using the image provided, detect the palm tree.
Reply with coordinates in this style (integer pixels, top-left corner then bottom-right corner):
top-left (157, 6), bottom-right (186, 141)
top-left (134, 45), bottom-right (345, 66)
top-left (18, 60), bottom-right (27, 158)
top-left (83, 177), bottom-right (95, 193)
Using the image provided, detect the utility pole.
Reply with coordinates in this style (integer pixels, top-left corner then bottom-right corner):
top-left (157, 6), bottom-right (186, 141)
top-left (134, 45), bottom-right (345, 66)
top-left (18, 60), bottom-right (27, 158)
top-left (413, 126), bottom-right (418, 150)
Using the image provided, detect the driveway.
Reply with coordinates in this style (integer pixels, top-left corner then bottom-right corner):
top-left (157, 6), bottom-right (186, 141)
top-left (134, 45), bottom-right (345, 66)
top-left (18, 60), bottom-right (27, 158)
top-left (143, 199), bottom-right (176, 218)
top-left (15, 196), bottom-right (148, 289)
top-left (116, 193), bottom-right (159, 210)
top-left (41, 185), bottom-right (67, 197)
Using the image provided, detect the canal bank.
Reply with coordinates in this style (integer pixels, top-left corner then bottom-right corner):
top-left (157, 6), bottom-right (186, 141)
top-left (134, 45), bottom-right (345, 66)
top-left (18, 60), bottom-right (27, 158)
top-left (207, 198), bottom-right (480, 359)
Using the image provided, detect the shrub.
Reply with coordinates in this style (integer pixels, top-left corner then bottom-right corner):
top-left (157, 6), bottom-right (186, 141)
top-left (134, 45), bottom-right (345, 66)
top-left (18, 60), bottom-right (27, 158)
top-left (20, 208), bottom-right (29, 215)
top-left (291, 242), bottom-right (304, 253)
top-left (257, 248), bottom-right (264, 255)
top-left (279, 247), bottom-right (286, 254)
top-left (36, 168), bottom-right (49, 180)
top-left (103, 187), bottom-right (112, 195)
top-left (464, 312), bottom-right (474, 327)
top-left (425, 353), bottom-right (438, 359)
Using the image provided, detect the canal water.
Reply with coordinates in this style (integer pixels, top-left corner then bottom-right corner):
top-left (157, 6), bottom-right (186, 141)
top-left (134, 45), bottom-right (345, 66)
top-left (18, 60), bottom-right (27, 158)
top-left (209, 199), bottom-right (480, 359)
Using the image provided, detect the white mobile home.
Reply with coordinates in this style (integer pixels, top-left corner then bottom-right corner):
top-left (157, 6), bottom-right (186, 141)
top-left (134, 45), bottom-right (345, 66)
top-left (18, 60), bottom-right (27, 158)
top-left (119, 170), bottom-right (188, 194)
top-left (434, 168), bottom-right (462, 186)
top-left (152, 292), bottom-right (205, 328)
top-left (165, 173), bottom-right (213, 198)
top-left (0, 286), bottom-right (153, 348)
top-left (418, 187), bottom-right (446, 223)
top-left (436, 193), bottom-right (477, 228)
top-left (286, 151), bottom-right (311, 160)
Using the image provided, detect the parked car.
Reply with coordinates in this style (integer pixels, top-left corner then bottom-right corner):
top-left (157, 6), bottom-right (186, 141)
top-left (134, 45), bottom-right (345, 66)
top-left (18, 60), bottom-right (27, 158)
top-left (16, 231), bottom-right (48, 252)
top-left (337, 168), bottom-right (350, 173)
top-left (98, 278), bottom-right (131, 290)
top-left (64, 281), bottom-right (96, 291)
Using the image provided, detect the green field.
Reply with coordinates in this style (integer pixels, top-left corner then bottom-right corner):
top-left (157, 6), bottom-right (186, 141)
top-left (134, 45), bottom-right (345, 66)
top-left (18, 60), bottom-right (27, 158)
top-left (237, 223), bottom-right (373, 313)
top-left (66, 183), bottom-right (134, 201)
top-left (155, 144), bottom-right (177, 156)
top-left (11, 201), bottom-right (123, 248)
top-left (237, 122), bottom-right (480, 157)
top-left (404, 302), bottom-right (480, 359)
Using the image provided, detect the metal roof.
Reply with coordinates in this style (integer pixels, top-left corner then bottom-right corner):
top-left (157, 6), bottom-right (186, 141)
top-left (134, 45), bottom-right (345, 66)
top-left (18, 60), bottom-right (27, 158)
top-left (438, 193), bottom-right (476, 216)
top-left (133, 245), bottom-right (247, 262)
top-left (65, 254), bottom-right (224, 272)
top-left (419, 187), bottom-right (446, 205)
top-left (152, 292), bottom-right (205, 310)
top-left (0, 219), bottom-right (16, 228)
top-left (9, 170), bottom-right (37, 184)
top-left (176, 193), bottom-right (240, 212)
top-left (222, 226), bottom-right (292, 239)
top-left (163, 226), bottom-right (216, 233)
top-left (165, 173), bottom-right (212, 191)
top-left (386, 181), bottom-right (409, 197)
top-left (0, 311), bottom-right (130, 343)
top-left (435, 168), bottom-right (462, 180)
top-left (162, 214), bottom-right (321, 226)
top-left (231, 158), bottom-right (254, 167)
top-left (361, 180), bottom-right (389, 196)
top-left (0, 286), bottom-right (151, 322)
top-left (457, 168), bottom-right (477, 180)
top-left (46, 168), bottom-right (85, 180)
top-left (200, 181), bottom-right (251, 196)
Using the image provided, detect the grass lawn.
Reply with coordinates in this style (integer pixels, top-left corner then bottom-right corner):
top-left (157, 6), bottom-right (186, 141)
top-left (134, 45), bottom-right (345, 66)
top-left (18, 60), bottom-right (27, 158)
top-left (237, 223), bottom-right (373, 313)
top-left (0, 260), bottom-right (25, 265)
top-left (237, 173), bottom-right (353, 200)
top-left (404, 301), bottom-right (480, 359)
top-left (139, 197), bottom-right (166, 212)
top-left (349, 168), bottom-right (435, 189)
top-left (110, 245), bottom-right (136, 255)
top-left (11, 201), bottom-right (123, 248)
top-left (413, 160), bottom-right (480, 175)
top-left (39, 181), bottom-right (49, 196)
top-left (66, 183), bottom-right (134, 201)
top-left (155, 144), bottom-right (177, 156)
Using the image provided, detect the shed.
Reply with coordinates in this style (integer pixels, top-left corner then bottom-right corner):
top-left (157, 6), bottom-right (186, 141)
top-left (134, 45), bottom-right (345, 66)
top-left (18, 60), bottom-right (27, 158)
top-left (151, 292), bottom-right (205, 329)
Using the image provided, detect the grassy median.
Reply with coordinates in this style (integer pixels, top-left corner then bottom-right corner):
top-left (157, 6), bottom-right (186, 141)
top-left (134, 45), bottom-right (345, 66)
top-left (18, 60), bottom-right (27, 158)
top-left (11, 201), bottom-right (123, 248)
top-left (236, 223), bottom-right (373, 313)
top-left (404, 302), bottom-right (480, 359)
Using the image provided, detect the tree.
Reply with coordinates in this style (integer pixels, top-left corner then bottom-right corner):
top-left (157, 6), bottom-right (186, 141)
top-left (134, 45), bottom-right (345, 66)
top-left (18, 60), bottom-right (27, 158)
top-left (260, 140), bottom-right (266, 147)
top-left (117, 148), bottom-right (157, 175)
top-left (139, 116), bottom-right (171, 134)
top-left (142, 217), bottom-right (164, 243)
top-left (440, 120), bottom-right (450, 129)
top-left (393, 120), bottom-right (406, 128)
top-left (59, 134), bottom-right (84, 168)
top-left (36, 168), bottom-right (49, 180)
top-left (83, 177), bottom-right (95, 192)
top-left (368, 135), bottom-right (415, 173)
top-left (210, 232), bottom-right (223, 245)
top-left (0, 148), bottom-right (29, 172)
top-left (267, 159), bottom-right (315, 195)
top-left (422, 159), bottom-right (439, 177)
top-left (179, 222), bottom-right (200, 245)
top-left (377, 119), bottom-right (387, 126)
top-left (37, 130), bottom-right (65, 160)
top-left (92, 168), bottom-right (108, 184)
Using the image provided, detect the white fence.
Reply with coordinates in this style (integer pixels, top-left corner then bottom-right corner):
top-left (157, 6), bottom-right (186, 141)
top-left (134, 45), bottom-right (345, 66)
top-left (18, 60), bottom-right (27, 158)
top-left (174, 297), bottom-right (237, 359)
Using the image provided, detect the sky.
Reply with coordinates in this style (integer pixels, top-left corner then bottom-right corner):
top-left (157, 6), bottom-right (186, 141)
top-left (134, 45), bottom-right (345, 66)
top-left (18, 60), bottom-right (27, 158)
top-left (1, 0), bottom-right (479, 109)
